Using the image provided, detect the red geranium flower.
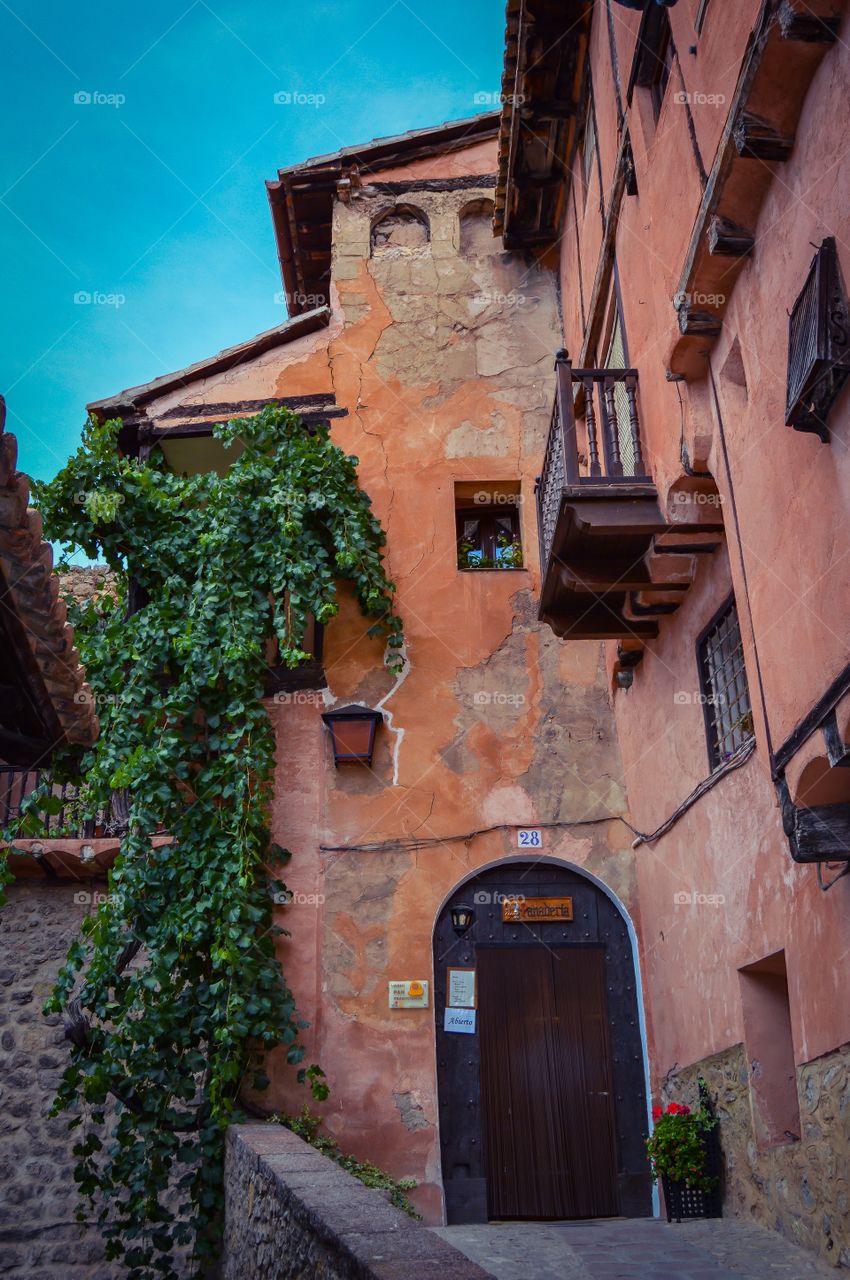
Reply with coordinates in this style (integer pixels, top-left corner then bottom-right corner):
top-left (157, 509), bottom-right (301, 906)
top-left (652, 1106), bottom-right (662, 1121)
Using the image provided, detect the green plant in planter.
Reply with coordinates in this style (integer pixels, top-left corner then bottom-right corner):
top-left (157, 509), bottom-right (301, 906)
top-left (0, 405), bottom-right (403, 1280)
top-left (646, 1100), bottom-right (718, 1193)
top-left (457, 532), bottom-right (523, 570)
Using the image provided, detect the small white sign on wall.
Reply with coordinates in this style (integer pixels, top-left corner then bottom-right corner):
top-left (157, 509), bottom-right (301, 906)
top-left (446, 968), bottom-right (476, 1009)
top-left (388, 980), bottom-right (429, 1009)
top-left (444, 1007), bottom-right (476, 1035)
top-left (517, 828), bottom-right (543, 849)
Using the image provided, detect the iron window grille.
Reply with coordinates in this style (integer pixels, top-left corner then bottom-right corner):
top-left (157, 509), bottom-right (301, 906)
top-left (456, 504), bottom-right (523, 570)
top-left (697, 598), bottom-right (754, 768)
top-left (786, 237), bottom-right (850, 442)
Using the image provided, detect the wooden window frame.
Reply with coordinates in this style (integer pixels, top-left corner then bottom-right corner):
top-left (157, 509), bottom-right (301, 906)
top-left (456, 503), bottom-right (523, 571)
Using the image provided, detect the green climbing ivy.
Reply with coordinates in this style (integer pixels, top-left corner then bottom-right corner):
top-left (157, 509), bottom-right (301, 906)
top-left (1, 406), bottom-right (402, 1279)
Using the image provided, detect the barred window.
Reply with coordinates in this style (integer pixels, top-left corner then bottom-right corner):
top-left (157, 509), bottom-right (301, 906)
top-left (698, 599), bottom-right (754, 767)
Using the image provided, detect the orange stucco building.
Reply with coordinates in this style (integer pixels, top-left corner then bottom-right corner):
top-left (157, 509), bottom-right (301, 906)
top-left (4, 0), bottom-right (850, 1269)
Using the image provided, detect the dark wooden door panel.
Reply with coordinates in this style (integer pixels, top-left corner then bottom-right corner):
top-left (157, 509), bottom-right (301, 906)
top-left (550, 948), bottom-right (619, 1217)
top-left (478, 946), bottom-right (619, 1219)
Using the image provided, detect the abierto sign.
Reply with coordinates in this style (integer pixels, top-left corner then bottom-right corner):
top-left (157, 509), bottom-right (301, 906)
top-left (501, 896), bottom-right (574, 923)
top-left (444, 1007), bottom-right (476, 1034)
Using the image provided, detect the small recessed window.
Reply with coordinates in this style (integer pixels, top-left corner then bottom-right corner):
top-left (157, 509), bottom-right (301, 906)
top-left (698, 598), bottom-right (754, 767)
top-left (650, 15), bottom-right (674, 121)
top-left (739, 952), bottom-right (800, 1150)
top-left (582, 96), bottom-right (597, 192)
top-left (455, 482), bottom-right (523, 571)
top-left (629, 6), bottom-right (675, 124)
top-left (370, 205), bottom-right (430, 258)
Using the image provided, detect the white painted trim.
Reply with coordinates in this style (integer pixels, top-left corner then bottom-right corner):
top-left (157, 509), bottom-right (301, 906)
top-left (431, 853), bottom-right (659, 1220)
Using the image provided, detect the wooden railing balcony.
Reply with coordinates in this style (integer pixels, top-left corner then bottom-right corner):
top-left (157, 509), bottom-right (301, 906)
top-left (537, 351), bottom-right (654, 574)
top-left (0, 768), bottom-right (129, 839)
top-left (536, 351), bottom-right (724, 643)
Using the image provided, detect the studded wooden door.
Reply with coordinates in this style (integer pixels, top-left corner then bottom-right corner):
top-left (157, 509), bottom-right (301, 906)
top-left (477, 945), bottom-right (620, 1219)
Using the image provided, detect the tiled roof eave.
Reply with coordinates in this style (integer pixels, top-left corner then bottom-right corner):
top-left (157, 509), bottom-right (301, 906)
top-left (0, 400), bottom-right (99, 755)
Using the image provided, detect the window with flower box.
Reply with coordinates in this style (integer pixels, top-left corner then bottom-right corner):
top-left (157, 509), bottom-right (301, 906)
top-left (455, 482), bottom-right (523, 571)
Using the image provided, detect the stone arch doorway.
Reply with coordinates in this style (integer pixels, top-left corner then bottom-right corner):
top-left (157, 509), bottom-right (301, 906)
top-left (433, 858), bottom-right (652, 1224)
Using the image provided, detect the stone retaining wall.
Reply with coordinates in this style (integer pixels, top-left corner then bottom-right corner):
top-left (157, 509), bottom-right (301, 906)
top-left (223, 1124), bottom-right (490, 1279)
top-left (0, 881), bottom-right (119, 1278)
top-left (666, 1042), bottom-right (850, 1268)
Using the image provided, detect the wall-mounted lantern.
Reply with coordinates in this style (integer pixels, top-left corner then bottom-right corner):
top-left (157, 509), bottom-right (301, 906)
top-left (321, 704), bottom-right (383, 767)
top-left (450, 904), bottom-right (475, 936)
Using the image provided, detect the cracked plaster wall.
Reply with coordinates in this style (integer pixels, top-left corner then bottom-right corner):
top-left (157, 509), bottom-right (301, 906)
top-left (147, 145), bottom-right (643, 1223)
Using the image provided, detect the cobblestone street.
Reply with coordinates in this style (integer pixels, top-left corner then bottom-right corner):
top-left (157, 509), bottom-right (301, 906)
top-left (433, 1218), bottom-right (841, 1280)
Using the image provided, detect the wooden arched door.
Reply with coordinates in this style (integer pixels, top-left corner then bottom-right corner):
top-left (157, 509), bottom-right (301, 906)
top-left (433, 861), bottom-right (651, 1223)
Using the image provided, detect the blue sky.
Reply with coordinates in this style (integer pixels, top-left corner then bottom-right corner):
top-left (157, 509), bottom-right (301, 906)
top-left (1, 0), bottom-right (504, 484)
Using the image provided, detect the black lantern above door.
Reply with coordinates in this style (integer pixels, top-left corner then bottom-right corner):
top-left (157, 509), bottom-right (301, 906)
top-left (321, 704), bottom-right (383, 766)
top-left (450, 904), bottom-right (475, 936)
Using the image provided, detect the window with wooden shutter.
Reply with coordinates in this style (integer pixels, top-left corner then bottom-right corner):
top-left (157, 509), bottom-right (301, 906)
top-left (786, 238), bottom-right (850, 441)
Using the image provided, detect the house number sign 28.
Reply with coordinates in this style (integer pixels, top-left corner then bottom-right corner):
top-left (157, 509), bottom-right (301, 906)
top-left (517, 828), bottom-right (543, 847)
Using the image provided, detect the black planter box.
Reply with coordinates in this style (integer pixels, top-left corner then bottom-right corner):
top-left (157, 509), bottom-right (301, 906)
top-left (661, 1173), bottom-right (722, 1223)
top-left (660, 1080), bottom-right (723, 1222)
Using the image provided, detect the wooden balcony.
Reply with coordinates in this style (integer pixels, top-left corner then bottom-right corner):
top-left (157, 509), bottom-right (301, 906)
top-left (0, 768), bottom-right (129, 839)
top-left (536, 352), bottom-right (722, 642)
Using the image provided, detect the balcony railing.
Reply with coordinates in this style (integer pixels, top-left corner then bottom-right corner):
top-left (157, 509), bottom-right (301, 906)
top-left (0, 768), bottom-right (129, 839)
top-left (537, 352), bottom-right (652, 571)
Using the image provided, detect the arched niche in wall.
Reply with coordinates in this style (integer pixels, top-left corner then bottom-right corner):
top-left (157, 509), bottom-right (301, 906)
top-left (370, 204), bottom-right (430, 258)
top-left (458, 197), bottom-right (498, 258)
